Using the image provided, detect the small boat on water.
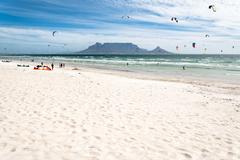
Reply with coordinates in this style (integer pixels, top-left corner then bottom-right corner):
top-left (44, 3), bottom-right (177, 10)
top-left (34, 65), bottom-right (52, 71)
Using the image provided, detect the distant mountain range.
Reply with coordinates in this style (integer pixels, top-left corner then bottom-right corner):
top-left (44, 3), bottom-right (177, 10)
top-left (77, 42), bottom-right (173, 55)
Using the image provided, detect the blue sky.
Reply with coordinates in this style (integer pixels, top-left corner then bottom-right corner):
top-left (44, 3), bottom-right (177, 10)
top-left (0, 0), bottom-right (240, 54)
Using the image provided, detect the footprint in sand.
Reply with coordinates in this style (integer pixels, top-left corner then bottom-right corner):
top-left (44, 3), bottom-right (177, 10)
top-left (149, 127), bottom-right (155, 130)
top-left (201, 148), bottom-right (209, 153)
top-left (95, 136), bottom-right (101, 140)
top-left (11, 147), bottom-right (16, 152)
top-left (225, 140), bottom-right (233, 145)
top-left (179, 131), bottom-right (186, 135)
top-left (0, 142), bottom-right (7, 149)
top-left (200, 148), bottom-right (210, 157)
top-left (182, 153), bottom-right (192, 159)
top-left (87, 146), bottom-right (102, 157)
top-left (215, 137), bottom-right (221, 140)
top-left (227, 151), bottom-right (235, 156)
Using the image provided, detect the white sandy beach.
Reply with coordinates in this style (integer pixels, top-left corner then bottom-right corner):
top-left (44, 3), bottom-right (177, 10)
top-left (0, 62), bottom-right (240, 160)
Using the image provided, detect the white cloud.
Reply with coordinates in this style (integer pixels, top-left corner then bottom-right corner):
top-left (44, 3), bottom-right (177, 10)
top-left (128, 0), bottom-right (240, 35)
top-left (0, 25), bottom-right (239, 54)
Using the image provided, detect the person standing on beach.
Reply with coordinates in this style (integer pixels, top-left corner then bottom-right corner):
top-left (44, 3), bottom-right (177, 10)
top-left (51, 63), bottom-right (54, 70)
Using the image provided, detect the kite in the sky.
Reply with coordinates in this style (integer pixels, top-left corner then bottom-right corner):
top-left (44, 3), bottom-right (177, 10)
top-left (209, 5), bottom-right (216, 12)
top-left (171, 17), bottom-right (178, 23)
top-left (192, 42), bottom-right (196, 48)
top-left (52, 31), bottom-right (57, 37)
top-left (122, 15), bottom-right (130, 19)
top-left (205, 34), bottom-right (210, 38)
top-left (176, 45), bottom-right (179, 51)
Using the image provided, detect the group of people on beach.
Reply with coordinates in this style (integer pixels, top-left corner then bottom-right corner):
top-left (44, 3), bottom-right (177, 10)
top-left (39, 62), bottom-right (54, 70)
top-left (39, 62), bottom-right (66, 70)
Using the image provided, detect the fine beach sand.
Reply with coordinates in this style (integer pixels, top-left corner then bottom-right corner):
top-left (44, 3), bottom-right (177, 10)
top-left (0, 62), bottom-right (240, 160)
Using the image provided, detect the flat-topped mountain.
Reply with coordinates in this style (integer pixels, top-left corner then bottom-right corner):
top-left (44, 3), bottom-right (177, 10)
top-left (78, 43), bottom-right (173, 55)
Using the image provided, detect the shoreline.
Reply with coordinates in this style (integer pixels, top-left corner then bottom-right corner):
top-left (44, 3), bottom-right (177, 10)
top-left (2, 58), bottom-right (240, 95)
top-left (0, 55), bottom-right (240, 88)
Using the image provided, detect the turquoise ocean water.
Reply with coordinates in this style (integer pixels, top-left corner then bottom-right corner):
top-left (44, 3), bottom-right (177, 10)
top-left (1, 54), bottom-right (240, 83)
